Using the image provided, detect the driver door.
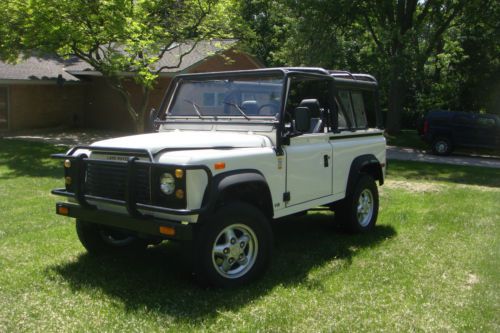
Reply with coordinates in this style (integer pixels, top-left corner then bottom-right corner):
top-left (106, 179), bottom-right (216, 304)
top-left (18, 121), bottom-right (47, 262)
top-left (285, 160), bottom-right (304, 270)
top-left (284, 135), bottom-right (333, 206)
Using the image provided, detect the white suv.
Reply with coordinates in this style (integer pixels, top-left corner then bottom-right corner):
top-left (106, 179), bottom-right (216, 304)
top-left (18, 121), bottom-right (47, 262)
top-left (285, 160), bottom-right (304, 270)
top-left (52, 67), bottom-right (386, 287)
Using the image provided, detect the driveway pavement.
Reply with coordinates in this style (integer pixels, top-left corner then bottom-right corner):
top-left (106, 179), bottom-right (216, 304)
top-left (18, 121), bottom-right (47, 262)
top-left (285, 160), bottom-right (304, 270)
top-left (387, 146), bottom-right (500, 169)
top-left (3, 129), bottom-right (499, 169)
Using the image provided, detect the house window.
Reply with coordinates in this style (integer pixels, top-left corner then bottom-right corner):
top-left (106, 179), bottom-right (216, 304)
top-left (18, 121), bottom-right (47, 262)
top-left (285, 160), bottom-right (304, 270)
top-left (217, 93), bottom-right (225, 106)
top-left (203, 93), bottom-right (216, 106)
top-left (0, 87), bottom-right (8, 130)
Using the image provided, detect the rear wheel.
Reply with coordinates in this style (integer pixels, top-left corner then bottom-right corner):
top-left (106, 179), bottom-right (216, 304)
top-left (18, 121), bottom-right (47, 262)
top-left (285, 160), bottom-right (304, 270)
top-left (432, 137), bottom-right (453, 155)
top-left (76, 219), bottom-right (148, 255)
top-left (192, 202), bottom-right (273, 287)
top-left (334, 174), bottom-right (379, 233)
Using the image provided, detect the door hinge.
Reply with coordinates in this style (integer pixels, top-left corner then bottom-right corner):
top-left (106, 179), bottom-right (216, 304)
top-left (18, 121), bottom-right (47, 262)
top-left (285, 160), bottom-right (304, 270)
top-left (283, 192), bottom-right (291, 202)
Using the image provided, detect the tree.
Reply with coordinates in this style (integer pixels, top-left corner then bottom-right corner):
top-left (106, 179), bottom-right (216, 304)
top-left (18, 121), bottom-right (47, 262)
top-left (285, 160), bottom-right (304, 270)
top-left (239, 0), bottom-right (471, 133)
top-left (0, 0), bottom-right (235, 132)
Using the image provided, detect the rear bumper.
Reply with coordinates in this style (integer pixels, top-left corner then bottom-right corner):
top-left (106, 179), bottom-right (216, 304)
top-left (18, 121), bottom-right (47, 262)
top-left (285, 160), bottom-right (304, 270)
top-left (56, 202), bottom-right (193, 241)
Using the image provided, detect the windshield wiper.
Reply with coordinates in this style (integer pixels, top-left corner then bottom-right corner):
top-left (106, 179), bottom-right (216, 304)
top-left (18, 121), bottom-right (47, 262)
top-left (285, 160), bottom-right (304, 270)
top-left (184, 99), bottom-right (206, 119)
top-left (223, 102), bottom-right (250, 120)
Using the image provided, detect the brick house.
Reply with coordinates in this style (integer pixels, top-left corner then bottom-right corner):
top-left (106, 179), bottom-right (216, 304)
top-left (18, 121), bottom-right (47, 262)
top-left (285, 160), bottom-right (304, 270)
top-left (0, 40), bottom-right (263, 133)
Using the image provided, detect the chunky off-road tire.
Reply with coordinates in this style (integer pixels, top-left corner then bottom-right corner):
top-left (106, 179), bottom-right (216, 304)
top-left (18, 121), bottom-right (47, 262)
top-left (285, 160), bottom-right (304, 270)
top-left (432, 136), bottom-right (453, 155)
top-left (335, 174), bottom-right (379, 233)
top-left (192, 202), bottom-right (273, 288)
top-left (76, 219), bottom-right (148, 255)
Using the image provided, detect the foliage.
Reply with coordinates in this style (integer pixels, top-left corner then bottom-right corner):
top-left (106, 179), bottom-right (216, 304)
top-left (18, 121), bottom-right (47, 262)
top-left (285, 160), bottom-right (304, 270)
top-left (1, 139), bottom-right (499, 331)
top-left (0, 0), bottom-right (237, 132)
top-left (237, 0), bottom-right (500, 132)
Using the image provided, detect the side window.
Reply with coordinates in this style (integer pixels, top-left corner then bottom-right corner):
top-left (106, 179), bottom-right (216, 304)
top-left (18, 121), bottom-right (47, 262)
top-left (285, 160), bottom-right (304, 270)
top-left (335, 99), bottom-right (348, 130)
top-left (477, 116), bottom-right (496, 128)
top-left (286, 77), bottom-right (332, 132)
top-left (338, 90), bottom-right (355, 127)
top-left (351, 91), bottom-right (367, 128)
top-left (362, 91), bottom-right (377, 128)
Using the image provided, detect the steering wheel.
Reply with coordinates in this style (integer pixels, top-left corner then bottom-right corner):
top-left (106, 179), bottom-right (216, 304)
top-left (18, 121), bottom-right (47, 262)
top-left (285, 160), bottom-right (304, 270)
top-left (257, 103), bottom-right (279, 115)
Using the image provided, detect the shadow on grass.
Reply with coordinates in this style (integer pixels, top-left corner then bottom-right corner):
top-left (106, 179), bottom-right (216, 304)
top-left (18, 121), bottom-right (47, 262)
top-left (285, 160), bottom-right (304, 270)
top-left (388, 160), bottom-right (500, 188)
top-left (49, 212), bottom-right (395, 324)
top-left (0, 139), bottom-right (67, 179)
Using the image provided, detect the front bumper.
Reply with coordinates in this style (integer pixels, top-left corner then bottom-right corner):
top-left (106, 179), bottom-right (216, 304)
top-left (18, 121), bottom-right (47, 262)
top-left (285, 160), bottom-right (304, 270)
top-left (56, 202), bottom-right (193, 240)
top-left (51, 146), bottom-right (213, 240)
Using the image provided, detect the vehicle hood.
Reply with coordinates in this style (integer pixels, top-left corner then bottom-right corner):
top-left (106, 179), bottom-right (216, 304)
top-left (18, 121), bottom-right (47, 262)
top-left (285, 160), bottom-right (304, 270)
top-left (90, 131), bottom-right (272, 154)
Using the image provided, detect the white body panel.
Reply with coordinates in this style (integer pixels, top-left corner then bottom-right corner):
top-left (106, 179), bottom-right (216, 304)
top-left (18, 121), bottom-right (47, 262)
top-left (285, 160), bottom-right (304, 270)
top-left (79, 127), bottom-right (385, 223)
top-left (284, 134), bottom-right (333, 206)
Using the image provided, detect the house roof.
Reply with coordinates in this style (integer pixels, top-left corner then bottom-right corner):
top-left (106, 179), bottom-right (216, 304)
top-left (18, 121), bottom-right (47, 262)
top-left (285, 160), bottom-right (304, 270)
top-left (65, 39), bottom-right (239, 75)
top-left (0, 39), bottom-right (242, 83)
top-left (0, 56), bottom-right (82, 82)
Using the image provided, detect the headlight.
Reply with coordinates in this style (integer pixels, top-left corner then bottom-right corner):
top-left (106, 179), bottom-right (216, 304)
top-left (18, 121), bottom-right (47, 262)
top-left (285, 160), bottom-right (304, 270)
top-left (160, 173), bottom-right (175, 195)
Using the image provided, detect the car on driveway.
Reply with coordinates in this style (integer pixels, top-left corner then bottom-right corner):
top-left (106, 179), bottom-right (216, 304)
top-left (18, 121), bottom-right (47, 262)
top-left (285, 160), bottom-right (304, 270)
top-left (419, 110), bottom-right (500, 155)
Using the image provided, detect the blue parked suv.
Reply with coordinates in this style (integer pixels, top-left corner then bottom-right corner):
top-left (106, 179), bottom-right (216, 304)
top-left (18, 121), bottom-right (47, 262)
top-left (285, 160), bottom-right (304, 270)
top-left (418, 110), bottom-right (500, 155)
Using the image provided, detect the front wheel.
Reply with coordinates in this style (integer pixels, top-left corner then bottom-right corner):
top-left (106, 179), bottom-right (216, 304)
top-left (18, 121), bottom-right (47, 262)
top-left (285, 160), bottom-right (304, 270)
top-left (335, 174), bottom-right (379, 233)
top-left (192, 202), bottom-right (273, 287)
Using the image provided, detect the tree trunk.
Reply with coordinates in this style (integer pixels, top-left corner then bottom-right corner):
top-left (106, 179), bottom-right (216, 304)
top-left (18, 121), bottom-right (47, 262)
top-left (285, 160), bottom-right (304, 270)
top-left (386, 60), bottom-right (406, 134)
top-left (136, 87), bottom-right (151, 134)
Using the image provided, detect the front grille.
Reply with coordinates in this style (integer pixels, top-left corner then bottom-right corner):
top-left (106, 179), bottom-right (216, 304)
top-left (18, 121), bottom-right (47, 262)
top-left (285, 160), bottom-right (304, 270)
top-left (85, 163), bottom-right (151, 204)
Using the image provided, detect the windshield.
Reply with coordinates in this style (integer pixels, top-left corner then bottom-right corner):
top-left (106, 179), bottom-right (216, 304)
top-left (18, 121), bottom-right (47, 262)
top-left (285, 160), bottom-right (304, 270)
top-left (166, 75), bottom-right (284, 120)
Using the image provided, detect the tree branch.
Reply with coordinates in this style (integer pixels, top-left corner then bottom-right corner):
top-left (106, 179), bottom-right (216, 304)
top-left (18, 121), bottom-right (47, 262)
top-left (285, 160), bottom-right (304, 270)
top-left (363, 12), bottom-right (389, 56)
top-left (154, 39), bottom-right (199, 74)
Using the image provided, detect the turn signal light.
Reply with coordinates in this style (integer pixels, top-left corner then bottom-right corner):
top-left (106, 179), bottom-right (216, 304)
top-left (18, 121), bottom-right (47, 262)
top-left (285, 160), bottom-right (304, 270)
top-left (57, 206), bottom-right (69, 216)
top-left (175, 168), bottom-right (184, 179)
top-left (65, 176), bottom-right (72, 185)
top-left (214, 162), bottom-right (226, 170)
top-left (159, 226), bottom-right (176, 236)
top-left (175, 189), bottom-right (185, 199)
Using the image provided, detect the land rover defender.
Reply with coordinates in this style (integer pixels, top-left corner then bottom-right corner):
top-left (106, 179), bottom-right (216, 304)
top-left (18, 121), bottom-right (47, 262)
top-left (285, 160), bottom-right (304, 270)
top-left (52, 67), bottom-right (386, 287)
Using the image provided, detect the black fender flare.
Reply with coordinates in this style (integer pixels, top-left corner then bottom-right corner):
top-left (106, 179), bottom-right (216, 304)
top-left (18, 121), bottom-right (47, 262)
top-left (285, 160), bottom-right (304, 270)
top-left (345, 154), bottom-right (384, 197)
top-left (203, 169), bottom-right (273, 216)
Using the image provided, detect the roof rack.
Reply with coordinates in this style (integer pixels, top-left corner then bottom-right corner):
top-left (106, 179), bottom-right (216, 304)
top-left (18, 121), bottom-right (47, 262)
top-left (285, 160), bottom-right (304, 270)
top-left (329, 70), bottom-right (378, 83)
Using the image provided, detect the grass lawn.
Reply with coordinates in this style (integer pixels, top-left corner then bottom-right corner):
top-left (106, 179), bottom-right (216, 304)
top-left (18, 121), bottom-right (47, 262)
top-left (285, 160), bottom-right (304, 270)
top-left (1, 139), bottom-right (499, 332)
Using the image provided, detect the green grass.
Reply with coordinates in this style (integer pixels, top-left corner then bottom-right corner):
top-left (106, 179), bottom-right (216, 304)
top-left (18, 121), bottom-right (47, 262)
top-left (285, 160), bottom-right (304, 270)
top-left (1, 139), bottom-right (499, 332)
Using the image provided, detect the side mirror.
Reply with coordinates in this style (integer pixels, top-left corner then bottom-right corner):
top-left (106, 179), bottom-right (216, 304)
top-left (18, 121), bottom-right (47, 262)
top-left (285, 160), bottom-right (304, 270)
top-left (148, 108), bottom-right (159, 132)
top-left (294, 106), bottom-right (311, 133)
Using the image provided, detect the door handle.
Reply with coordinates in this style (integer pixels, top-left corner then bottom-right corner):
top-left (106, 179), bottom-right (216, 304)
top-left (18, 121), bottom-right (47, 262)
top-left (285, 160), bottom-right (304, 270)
top-left (323, 154), bottom-right (330, 167)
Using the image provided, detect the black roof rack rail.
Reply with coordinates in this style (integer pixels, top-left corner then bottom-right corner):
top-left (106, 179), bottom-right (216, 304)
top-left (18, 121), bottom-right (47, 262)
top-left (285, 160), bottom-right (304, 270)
top-left (329, 70), bottom-right (378, 83)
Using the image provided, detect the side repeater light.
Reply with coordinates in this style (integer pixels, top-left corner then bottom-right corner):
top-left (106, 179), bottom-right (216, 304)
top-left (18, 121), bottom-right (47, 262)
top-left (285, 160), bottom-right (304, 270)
top-left (214, 162), bottom-right (226, 170)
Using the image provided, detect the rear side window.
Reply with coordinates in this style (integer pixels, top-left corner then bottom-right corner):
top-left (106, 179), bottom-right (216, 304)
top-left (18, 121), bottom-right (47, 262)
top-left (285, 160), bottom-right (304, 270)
top-left (338, 90), bottom-right (355, 127)
top-left (351, 91), bottom-right (367, 128)
top-left (338, 89), bottom-right (372, 130)
top-left (477, 116), bottom-right (496, 128)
